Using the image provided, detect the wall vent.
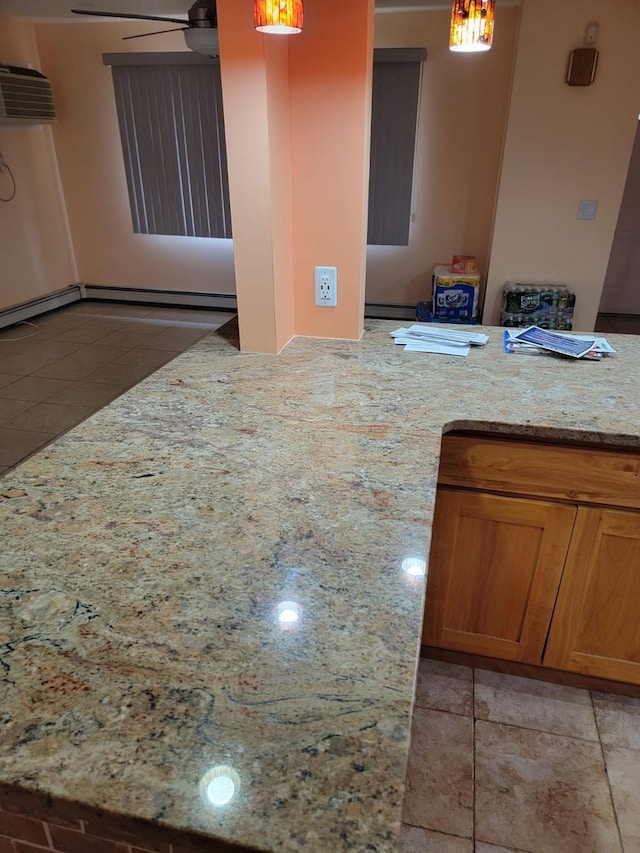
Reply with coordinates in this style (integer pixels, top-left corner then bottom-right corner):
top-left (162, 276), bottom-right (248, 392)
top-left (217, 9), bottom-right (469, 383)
top-left (0, 64), bottom-right (56, 126)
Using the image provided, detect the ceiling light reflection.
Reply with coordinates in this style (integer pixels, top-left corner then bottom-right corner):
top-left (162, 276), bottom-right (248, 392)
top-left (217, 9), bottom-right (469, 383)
top-left (402, 556), bottom-right (427, 578)
top-left (275, 600), bottom-right (302, 629)
top-left (199, 765), bottom-right (241, 808)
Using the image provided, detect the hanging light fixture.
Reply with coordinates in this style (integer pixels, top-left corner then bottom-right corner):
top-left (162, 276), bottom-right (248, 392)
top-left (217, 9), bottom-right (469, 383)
top-left (450, 0), bottom-right (495, 53)
top-left (255, 0), bottom-right (303, 35)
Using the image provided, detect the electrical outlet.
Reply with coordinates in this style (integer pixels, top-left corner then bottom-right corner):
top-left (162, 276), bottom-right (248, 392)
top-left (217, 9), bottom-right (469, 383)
top-left (315, 266), bottom-right (337, 307)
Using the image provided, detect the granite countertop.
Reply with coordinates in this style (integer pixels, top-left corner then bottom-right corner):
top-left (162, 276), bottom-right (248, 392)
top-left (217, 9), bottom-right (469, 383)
top-left (1, 319), bottom-right (639, 852)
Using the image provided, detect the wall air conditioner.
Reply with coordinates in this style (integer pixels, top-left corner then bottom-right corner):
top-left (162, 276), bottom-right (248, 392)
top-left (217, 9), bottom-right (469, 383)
top-left (0, 64), bottom-right (56, 126)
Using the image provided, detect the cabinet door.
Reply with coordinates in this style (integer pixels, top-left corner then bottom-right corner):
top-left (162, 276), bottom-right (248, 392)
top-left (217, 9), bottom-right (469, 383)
top-left (544, 507), bottom-right (640, 683)
top-left (423, 489), bottom-right (576, 663)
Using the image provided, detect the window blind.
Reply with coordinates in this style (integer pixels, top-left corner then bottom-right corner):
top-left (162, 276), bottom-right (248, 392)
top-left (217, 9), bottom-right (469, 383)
top-left (104, 53), bottom-right (231, 239)
top-left (368, 48), bottom-right (426, 247)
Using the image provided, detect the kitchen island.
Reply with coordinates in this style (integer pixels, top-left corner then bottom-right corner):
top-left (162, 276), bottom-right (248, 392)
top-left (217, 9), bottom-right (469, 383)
top-left (1, 319), bottom-right (639, 852)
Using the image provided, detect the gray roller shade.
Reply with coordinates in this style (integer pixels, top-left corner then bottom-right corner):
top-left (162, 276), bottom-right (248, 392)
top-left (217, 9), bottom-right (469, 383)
top-left (104, 53), bottom-right (231, 239)
top-left (368, 48), bottom-right (426, 247)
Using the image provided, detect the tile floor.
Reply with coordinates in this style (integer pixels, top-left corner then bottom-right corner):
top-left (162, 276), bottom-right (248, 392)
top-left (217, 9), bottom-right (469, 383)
top-left (0, 301), bottom-right (232, 474)
top-left (594, 313), bottom-right (640, 335)
top-left (402, 659), bottom-right (640, 853)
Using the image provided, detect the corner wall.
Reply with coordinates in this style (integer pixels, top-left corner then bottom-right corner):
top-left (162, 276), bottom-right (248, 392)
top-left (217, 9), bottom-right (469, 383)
top-left (34, 22), bottom-right (235, 296)
top-left (485, 0), bottom-right (640, 331)
top-left (366, 7), bottom-right (520, 307)
top-left (0, 15), bottom-right (77, 312)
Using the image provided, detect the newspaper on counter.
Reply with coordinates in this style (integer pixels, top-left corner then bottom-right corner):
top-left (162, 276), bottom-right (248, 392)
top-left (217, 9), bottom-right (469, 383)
top-left (504, 326), bottom-right (616, 360)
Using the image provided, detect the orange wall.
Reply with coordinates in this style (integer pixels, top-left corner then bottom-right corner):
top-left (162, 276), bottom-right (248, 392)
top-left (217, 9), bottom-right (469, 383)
top-left (289, 0), bottom-right (374, 340)
top-left (34, 22), bottom-right (235, 296)
top-left (219, 0), bottom-right (374, 351)
top-left (217, 0), bottom-right (295, 353)
top-left (0, 15), bottom-right (77, 312)
top-left (485, 0), bottom-right (640, 331)
top-left (367, 7), bottom-right (520, 306)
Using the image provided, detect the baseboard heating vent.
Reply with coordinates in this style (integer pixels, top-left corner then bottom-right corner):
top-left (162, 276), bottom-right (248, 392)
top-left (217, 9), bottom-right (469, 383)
top-left (81, 285), bottom-right (238, 312)
top-left (0, 64), bottom-right (56, 126)
top-left (0, 286), bottom-right (82, 331)
top-left (364, 303), bottom-right (416, 320)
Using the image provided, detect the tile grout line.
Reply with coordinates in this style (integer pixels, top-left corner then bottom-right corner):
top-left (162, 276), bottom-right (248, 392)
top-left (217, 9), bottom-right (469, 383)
top-left (591, 689), bottom-right (626, 853)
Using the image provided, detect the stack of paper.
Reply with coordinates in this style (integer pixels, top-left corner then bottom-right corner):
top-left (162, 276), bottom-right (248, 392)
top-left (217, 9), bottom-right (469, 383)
top-left (504, 327), bottom-right (616, 360)
top-left (391, 325), bottom-right (489, 357)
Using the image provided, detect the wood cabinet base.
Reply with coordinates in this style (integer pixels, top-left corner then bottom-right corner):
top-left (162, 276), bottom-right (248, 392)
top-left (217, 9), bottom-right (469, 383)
top-left (422, 645), bottom-right (640, 699)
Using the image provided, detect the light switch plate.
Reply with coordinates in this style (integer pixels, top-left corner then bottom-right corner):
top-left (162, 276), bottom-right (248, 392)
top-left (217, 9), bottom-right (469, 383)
top-left (577, 199), bottom-right (598, 220)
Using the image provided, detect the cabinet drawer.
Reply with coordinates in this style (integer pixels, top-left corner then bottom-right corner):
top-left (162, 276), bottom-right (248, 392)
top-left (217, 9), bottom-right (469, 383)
top-left (438, 434), bottom-right (640, 509)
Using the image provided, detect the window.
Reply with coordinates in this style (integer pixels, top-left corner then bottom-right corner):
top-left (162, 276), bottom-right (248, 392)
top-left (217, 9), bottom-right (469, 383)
top-left (367, 48), bottom-right (426, 247)
top-left (103, 52), bottom-right (232, 239)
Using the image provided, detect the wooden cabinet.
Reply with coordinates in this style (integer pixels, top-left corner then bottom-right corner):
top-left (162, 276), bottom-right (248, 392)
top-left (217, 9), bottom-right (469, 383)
top-left (424, 490), bottom-right (576, 663)
top-left (544, 507), bottom-right (640, 682)
top-left (423, 434), bottom-right (640, 686)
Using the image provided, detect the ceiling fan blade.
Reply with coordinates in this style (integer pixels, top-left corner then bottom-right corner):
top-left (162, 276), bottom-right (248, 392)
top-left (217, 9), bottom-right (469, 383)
top-left (122, 27), bottom-right (188, 40)
top-left (70, 9), bottom-right (187, 25)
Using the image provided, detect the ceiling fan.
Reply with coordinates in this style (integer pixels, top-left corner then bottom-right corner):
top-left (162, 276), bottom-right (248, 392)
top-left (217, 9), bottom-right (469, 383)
top-left (70, 0), bottom-right (219, 56)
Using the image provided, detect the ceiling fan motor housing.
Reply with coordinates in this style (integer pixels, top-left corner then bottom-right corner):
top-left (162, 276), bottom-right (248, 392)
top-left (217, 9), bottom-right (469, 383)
top-left (189, 0), bottom-right (217, 28)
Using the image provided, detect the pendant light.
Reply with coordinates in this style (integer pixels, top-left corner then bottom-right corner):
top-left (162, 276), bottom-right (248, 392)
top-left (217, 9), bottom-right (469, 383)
top-left (255, 0), bottom-right (303, 35)
top-left (450, 0), bottom-right (495, 53)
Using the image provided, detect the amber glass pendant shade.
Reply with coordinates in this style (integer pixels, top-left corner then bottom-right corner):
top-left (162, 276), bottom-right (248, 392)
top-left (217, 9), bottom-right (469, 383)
top-left (255, 0), bottom-right (304, 34)
top-left (450, 0), bottom-right (495, 52)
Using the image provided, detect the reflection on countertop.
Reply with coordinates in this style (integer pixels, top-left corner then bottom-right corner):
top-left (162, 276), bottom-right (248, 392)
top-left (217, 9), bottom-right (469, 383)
top-left (0, 319), bottom-right (639, 852)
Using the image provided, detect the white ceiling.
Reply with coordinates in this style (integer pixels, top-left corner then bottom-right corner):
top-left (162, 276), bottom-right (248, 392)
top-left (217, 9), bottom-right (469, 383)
top-left (0, 0), bottom-right (519, 22)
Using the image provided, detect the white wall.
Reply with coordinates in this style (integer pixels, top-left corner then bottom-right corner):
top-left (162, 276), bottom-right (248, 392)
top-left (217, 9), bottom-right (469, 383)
top-left (0, 15), bottom-right (77, 311)
top-left (34, 21), bottom-right (235, 295)
top-left (599, 121), bottom-right (640, 315)
top-left (366, 7), bottom-right (520, 306)
top-left (485, 0), bottom-right (640, 331)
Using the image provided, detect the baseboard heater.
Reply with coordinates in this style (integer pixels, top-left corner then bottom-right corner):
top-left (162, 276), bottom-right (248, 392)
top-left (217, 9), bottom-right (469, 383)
top-left (364, 303), bottom-right (416, 320)
top-left (0, 285), bottom-right (82, 331)
top-left (80, 284), bottom-right (238, 312)
top-left (0, 284), bottom-right (414, 330)
top-left (0, 284), bottom-right (238, 330)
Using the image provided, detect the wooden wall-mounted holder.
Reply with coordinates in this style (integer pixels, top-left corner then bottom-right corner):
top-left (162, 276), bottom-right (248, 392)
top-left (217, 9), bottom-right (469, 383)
top-left (566, 47), bottom-right (599, 86)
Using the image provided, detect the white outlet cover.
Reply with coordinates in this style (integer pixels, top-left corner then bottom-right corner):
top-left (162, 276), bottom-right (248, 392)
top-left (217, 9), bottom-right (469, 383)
top-left (577, 199), bottom-right (598, 220)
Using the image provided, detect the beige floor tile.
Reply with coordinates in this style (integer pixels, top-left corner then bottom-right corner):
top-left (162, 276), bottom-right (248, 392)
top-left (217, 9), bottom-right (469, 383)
top-left (67, 301), bottom-right (156, 318)
top-left (402, 708), bottom-right (473, 838)
top-left (0, 428), bottom-right (55, 467)
top-left (0, 323), bottom-right (43, 342)
top-left (604, 746), bottom-right (640, 852)
top-left (82, 362), bottom-right (155, 386)
top-left (52, 319), bottom-right (128, 344)
top-left (29, 312), bottom-right (81, 334)
top-left (0, 376), bottom-right (73, 402)
top-left (6, 402), bottom-right (93, 434)
top-left (0, 341), bottom-right (83, 376)
top-left (6, 339), bottom-right (83, 360)
top-left (474, 670), bottom-right (598, 740)
top-left (46, 382), bottom-right (123, 409)
top-left (400, 825), bottom-right (472, 852)
top-left (415, 659), bottom-right (473, 715)
top-left (139, 326), bottom-right (211, 351)
top-left (475, 844), bottom-right (533, 853)
top-left (592, 692), bottom-right (640, 751)
top-left (32, 344), bottom-right (130, 381)
top-left (93, 327), bottom-right (164, 348)
top-left (605, 315), bottom-right (640, 335)
top-left (0, 374), bottom-right (21, 389)
top-left (147, 307), bottom-right (232, 324)
top-left (475, 720), bottom-right (621, 853)
top-left (110, 348), bottom-right (179, 368)
top-left (0, 399), bottom-right (36, 425)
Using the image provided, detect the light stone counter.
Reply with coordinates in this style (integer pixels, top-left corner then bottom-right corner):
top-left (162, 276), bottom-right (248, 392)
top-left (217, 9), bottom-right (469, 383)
top-left (1, 320), bottom-right (639, 852)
